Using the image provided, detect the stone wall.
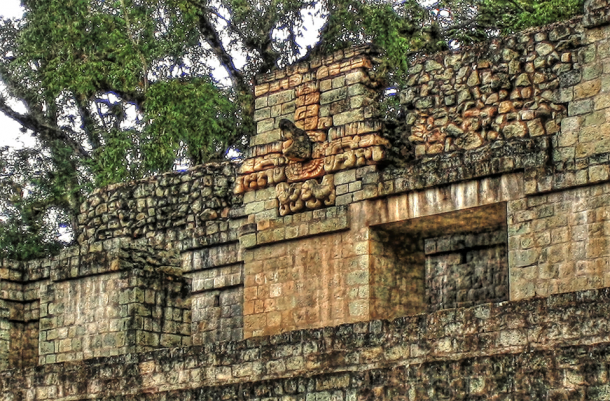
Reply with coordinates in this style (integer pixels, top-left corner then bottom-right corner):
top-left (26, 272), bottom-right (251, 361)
top-left (424, 228), bottom-right (509, 312)
top-left (0, 272), bottom-right (39, 371)
top-left (242, 205), bottom-right (367, 338)
top-left (508, 180), bottom-right (610, 300)
top-left (77, 162), bottom-right (245, 250)
top-left (398, 19), bottom-right (580, 158)
top-left (3, 287), bottom-right (610, 399)
top-left (5, 2), bottom-right (610, 399)
top-left (375, 11), bottom-right (610, 200)
top-left (369, 230), bottom-right (426, 321)
top-left (38, 244), bottom-right (191, 364)
top-left (191, 270), bottom-right (243, 344)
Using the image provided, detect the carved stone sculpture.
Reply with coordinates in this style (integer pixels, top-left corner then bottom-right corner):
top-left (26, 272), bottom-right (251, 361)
top-left (301, 175), bottom-right (336, 209)
top-left (234, 167), bottom-right (287, 194)
top-left (276, 182), bottom-right (304, 216)
top-left (279, 119), bottom-right (312, 161)
top-left (238, 155), bottom-right (288, 175)
top-left (285, 159), bottom-right (325, 182)
top-left (276, 175), bottom-right (336, 216)
top-left (323, 146), bottom-right (385, 173)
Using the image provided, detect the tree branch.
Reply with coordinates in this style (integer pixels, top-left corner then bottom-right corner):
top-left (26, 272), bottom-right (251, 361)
top-left (187, 0), bottom-right (249, 93)
top-left (119, 0), bottom-right (149, 91)
top-left (74, 94), bottom-right (102, 151)
top-left (0, 97), bottom-right (91, 160)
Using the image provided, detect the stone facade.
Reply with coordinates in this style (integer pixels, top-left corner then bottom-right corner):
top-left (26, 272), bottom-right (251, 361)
top-left (399, 19), bottom-right (580, 157)
top-left (3, 288), bottom-right (610, 399)
top-left (424, 228), bottom-right (509, 312)
top-left (508, 181), bottom-right (610, 300)
top-left (5, 2), bottom-right (610, 399)
top-left (77, 162), bottom-right (244, 248)
top-left (237, 46), bottom-right (388, 222)
top-left (37, 244), bottom-right (191, 365)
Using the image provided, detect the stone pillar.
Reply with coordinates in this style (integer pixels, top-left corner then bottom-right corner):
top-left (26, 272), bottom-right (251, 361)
top-left (38, 244), bottom-right (191, 364)
top-left (236, 46), bottom-right (389, 338)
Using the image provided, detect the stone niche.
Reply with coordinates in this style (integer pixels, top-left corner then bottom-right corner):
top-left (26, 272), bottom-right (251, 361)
top-left (370, 202), bottom-right (508, 318)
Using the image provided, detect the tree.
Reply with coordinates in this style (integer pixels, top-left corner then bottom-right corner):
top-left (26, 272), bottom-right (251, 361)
top-left (438, 0), bottom-right (584, 44)
top-left (0, 0), bottom-right (584, 260)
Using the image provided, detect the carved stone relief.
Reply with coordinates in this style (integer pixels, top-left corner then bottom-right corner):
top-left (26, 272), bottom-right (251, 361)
top-left (285, 159), bottom-right (325, 182)
top-left (279, 119), bottom-right (312, 161)
top-left (235, 166), bottom-right (287, 194)
top-left (236, 62), bottom-right (389, 216)
top-left (276, 175), bottom-right (336, 216)
top-left (235, 127), bottom-right (389, 200)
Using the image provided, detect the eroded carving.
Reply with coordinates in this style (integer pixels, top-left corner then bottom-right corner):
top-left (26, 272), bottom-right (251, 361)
top-left (302, 175), bottom-right (336, 209)
top-left (276, 182), bottom-right (304, 216)
top-left (235, 166), bottom-right (287, 193)
top-left (285, 159), bottom-right (325, 182)
top-left (306, 130), bottom-right (327, 142)
top-left (235, 133), bottom-right (389, 194)
top-left (239, 155), bottom-right (288, 175)
top-left (279, 119), bottom-right (312, 161)
top-left (323, 146), bottom-right (386, 172)
top-left (322, 134), bottom-right (390, 156)
top-left (276, 175), bottom-right (336, 216)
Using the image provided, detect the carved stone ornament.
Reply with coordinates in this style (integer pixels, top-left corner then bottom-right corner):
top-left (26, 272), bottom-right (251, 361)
top-left (279, 119), bottom-right (312, 161)
top-left (324, 146), bottom-right (386, 173)
top-left (276, 175), bottom-right (336, 216)
top-left (235, 167), bottom-right (287, 193)
top-left (285, 159), bottom-right (325, 182)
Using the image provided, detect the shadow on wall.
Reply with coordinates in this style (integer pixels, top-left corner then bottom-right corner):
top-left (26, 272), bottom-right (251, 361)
top-left (370, 202), bottom-right (508, 319)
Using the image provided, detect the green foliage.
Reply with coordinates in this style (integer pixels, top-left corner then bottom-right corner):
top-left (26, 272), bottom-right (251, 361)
top-left (0, 147), bottom-right (69, 260)
top-left (18, 0), bottom-right (200, 99)
top-left (488, 0), bottom-right (585, 33)
top-left (319, 0), bottom-right (443, 81)
top-left (143, 78), bottom-right (238, 170)
top-left (0, 212), bottom-right (63, 261)
top-left (88, 129), bottom-right (142, 187)
top-left (442, 0), bottom-right (585, 45)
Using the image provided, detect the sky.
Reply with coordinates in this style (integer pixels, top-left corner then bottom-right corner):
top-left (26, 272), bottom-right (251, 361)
top-left (0, 0), bottom-right (34, 149)
top-left (0, 0), bottom-right (325, 151)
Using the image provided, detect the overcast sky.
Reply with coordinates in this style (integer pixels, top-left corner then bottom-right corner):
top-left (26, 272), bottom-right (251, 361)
top-left (1, 0), bottom-right (34, 150)
top-left (0, 0), bottom-right (327, 152)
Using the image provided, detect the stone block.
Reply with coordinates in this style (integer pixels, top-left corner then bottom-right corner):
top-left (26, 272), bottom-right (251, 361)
top-left (320, 87), bottom-right (348, 104)
top-left (256, 118), bottom-right (275, 134)
top-left (569, 98), bottom-right (594, 115)
top-left (268, 90), bottom-right (295, 106)
top-left (250, 129), bottom-right (282, 146)
top-left (574, 78), bottom-right (602, 99)
top-left (333, 108), bottom-right (364, 126)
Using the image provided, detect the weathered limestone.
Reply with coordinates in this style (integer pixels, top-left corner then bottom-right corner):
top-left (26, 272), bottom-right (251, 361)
top-left (236, 46), bottom-right (389, 222)
top-left (38, 243), bottom-right (191, 364)
top-left (5, 2), bottom-right (610, 399)
top-left (424, 228), bottom-right (508, 312)
top-left (508, 181), bottom-right (610, 300)
top-left (3, 288), bottom-right (610, 399)
top-left (77, 162), bottom-right (245, 248)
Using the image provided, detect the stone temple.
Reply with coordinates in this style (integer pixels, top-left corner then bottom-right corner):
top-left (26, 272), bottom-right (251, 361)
top-left (4, 1), bottom-right (610, 399)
